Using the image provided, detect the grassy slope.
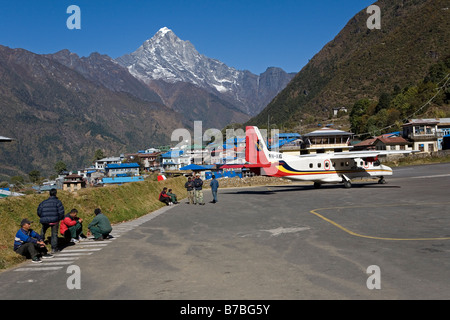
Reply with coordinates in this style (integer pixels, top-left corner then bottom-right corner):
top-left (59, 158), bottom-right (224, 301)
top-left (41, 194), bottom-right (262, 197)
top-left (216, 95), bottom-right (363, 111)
top-left (0, 176), bottom-right (187, 270)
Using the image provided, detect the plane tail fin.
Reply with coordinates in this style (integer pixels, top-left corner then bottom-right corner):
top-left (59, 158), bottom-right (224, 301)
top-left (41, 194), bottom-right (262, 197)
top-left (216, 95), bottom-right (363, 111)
top-left (245, 126), bottom-right (271, 165)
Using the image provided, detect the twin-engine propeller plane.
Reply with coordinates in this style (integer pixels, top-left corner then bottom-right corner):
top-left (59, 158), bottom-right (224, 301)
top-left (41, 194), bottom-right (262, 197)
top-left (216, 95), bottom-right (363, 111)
top-left (245, 126), bottom-right (415, 188)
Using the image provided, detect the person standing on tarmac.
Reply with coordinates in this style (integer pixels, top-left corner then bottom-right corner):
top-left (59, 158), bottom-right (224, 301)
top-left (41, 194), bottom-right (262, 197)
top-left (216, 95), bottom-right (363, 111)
top-left (209, 175), bottom-right (219, 204)
top-left (193, 174), bottom-right (205, 205)
top-left (37, 188), bottom-right (65, 253)
top-left (185, 177), bottom-right (195, 204)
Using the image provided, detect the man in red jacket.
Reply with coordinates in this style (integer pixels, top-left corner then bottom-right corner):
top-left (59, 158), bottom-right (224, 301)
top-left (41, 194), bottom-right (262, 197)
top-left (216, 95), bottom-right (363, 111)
top-left (159, 187), bottom-right (172, 206)
top-left (60, 209), bottom-right (86, 243)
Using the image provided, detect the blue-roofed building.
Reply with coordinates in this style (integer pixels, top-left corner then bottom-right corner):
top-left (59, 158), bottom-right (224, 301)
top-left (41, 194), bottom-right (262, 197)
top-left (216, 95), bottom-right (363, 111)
top-left (443, 134), bottom-right (450, 150)
top-left (275, 133), bottom-right (301, 139)
top-left (270, 132), bottom-right (302, 154)
top-left (102, 176), bottom-right (145, 185)
top-left (161, 149), bottom-right (191, 171)
top-left (105, 163), bottom-right (140, 177)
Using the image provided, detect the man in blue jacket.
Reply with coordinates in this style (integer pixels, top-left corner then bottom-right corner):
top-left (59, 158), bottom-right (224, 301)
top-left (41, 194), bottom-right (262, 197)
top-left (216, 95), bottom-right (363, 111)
top-left (14, 219), bottom-right (53, 263)
top-left (37, 188), bottom-right (65, 253)
top-left (209, 175), bottom-right (219, 204)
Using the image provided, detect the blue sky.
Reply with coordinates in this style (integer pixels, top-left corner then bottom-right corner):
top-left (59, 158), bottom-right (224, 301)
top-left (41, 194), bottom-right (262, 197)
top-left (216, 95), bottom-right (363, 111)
top-left (0, 0), bottom-right (375, 74)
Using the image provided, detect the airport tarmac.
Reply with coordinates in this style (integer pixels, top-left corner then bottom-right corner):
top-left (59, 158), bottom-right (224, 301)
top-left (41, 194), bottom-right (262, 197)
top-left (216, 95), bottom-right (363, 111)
top-left (0, 162), bottom-right (449, 300)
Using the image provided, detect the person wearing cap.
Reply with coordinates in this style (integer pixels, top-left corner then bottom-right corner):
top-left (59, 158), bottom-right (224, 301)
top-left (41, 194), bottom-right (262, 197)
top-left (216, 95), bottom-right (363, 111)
top-left (193, 174), bottom-right (205, 205)
top-left (14, 219), bottom-right (53, 263)
top-left (37, 188), bottom-right (65, 253)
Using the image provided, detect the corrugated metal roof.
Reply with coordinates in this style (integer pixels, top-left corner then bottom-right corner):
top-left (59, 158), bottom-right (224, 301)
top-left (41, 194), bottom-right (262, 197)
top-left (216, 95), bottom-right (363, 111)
top-left (102, 176), bottom-right (144, 184)
top-left (161, 150), bottom-right (184, 158)
top-left (105, 163), bottom-right (140, 169)
top-left (303, 128), bottom-right (353, 137)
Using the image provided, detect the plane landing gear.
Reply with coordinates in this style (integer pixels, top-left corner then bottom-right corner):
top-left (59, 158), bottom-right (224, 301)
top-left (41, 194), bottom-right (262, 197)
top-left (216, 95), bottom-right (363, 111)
top-left (313, 182), bottom-right (322, 189)
top-left (378, 177), bottom-right (386, 184)
top-left (343, 180), bottom-right (352, 188)
top-left (342, 175), bottom-right (352, 188)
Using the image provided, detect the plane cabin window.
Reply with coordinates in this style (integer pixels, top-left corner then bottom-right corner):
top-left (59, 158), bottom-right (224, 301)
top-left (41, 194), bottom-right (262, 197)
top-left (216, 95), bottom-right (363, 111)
top-left (309, 163), bottom-right (313, 169)
top-left (360, 161), bottom-right (363, 166)
top-left (340, 162), bottom-right (344, 167)
top-left (345, 161), bottom-right (349, 166)
top-left (317, 163), bottom-right (322, 168)
top-left (325, 162), bottom-right (329, 168)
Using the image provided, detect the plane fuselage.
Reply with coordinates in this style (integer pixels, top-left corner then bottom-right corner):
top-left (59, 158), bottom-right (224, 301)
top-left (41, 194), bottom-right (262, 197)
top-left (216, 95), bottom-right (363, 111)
top-left (262, 152), bottom-right (393, 184)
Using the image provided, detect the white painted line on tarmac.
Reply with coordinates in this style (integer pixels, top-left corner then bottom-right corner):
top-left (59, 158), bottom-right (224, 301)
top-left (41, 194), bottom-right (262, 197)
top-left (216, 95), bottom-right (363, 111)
top-left (75, 243), bottom-right (109, 247)
top-left (48, 257), bottom-right (79, 261)
top-left (39, 261), bottom-right (76, 266)
top-left (61, 248), bottom-right (102, 252)
top-left (14, 267), bottom-right (63, 272)
top-left (411, 174), bottom-right (450, 179)
top-left (54, 252), bottom-right (93, 256)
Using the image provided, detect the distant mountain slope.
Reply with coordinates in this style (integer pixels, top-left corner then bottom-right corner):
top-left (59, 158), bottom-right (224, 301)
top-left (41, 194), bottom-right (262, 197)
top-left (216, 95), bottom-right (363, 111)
top-left (147, 80), bottom-right (251, 129)
top-left (248, 0), bottom-right (450, 128)
top-left (0, 45), bottom-right (183, 177)
top-left (116, 27), bottom-right (296, 117)
top-left (45, 49), bottom-right (165, 105)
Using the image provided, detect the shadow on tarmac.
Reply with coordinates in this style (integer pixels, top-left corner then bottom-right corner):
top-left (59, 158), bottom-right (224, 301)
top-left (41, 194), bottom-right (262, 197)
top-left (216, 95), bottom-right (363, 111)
top-left (222, 182), bottom-right (401, 195)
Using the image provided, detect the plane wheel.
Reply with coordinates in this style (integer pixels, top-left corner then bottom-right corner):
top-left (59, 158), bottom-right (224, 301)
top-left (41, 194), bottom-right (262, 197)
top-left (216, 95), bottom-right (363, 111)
top-left (378, 177), bottom-right (386, 184)
top-left (344, 181), bottom-right (352, 189)
top-left (314, 182), bottom-right (321, 189)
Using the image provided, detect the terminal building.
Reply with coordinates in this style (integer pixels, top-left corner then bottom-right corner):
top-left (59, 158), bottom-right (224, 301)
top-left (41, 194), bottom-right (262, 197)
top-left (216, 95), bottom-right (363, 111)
top-left (299, 127), bottom-right (353, 155)
top-left (402, 118), bottom-right (450, 152)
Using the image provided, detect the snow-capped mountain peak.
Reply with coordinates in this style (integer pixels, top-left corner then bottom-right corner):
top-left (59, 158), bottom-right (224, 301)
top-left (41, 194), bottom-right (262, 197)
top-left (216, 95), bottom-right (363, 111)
top-left (117, 27), bottom-right (238, 91)
top-left (157, 26), bottom-right (172, 36)
top-left (116, 28), bottom-right (295, 115)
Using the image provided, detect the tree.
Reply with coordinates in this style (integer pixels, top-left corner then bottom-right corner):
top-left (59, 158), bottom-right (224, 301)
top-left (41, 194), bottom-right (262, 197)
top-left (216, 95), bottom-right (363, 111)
top-left (350, 99), bottom-right (373, 135)
top-left (93, 149), bottom-right (104, 162)
top-left (54, 161), bottom-right (67, 175)
top-left (9, 176), bottom-right (24, 193)
top-left (28, 170), bottom-right (41, 184)
top-left (10, 176), bottom-right (25, 188)
top-left (375, 92), bottom-right (392, 113)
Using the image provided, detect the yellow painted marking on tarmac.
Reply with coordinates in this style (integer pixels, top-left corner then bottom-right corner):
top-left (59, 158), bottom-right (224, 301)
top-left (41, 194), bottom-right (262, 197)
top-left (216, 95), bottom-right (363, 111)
top-left (310, 203), bottom-right (450, 241)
